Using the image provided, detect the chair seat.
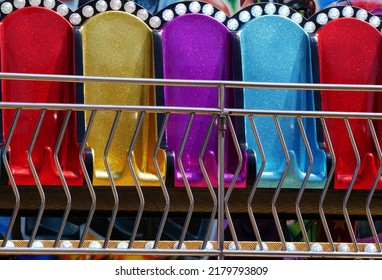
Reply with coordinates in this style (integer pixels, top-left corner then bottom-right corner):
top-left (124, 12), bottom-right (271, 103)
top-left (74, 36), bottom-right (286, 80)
top-left (157, 12), bottom-right (252, 188)
top-left (317, 16), bottom-right (382, 190)
top-left (236, 13), bottom-right (327, 189)
top-left (79, 10), bottom-right (166, 186)
top-left (0, 7), bottom-right (83, 186)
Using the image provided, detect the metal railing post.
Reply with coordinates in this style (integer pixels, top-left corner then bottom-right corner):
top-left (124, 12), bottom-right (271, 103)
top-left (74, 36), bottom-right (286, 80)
top-left (218, 84), bottom-right (226, 260)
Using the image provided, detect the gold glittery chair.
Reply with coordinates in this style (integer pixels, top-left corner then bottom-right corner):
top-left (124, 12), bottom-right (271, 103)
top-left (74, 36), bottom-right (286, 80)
top-left (75, 1), bottom-right (166, 186)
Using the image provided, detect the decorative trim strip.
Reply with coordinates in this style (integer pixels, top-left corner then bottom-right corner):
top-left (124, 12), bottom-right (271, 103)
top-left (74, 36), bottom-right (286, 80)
top-left (306, 6), bottom-right (380, 33)
top-left (0, 0), bottom-right (73, 21)
top-left (72, 0), bottom-right (152, 27)
top-left (152, 1), bottom-right (228, 30)
top-left (0, 2), bottom-right (381, 32)
top-left (228, 3), bottom-right (307, 31)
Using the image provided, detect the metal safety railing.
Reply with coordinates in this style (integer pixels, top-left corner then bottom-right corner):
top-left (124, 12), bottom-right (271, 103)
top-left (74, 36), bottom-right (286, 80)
top-left (1, 72), bottom-right (382, 259)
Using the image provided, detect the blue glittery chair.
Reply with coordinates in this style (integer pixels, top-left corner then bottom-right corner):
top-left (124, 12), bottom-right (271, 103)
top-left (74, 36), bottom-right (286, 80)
top-left (231, 3), bottom-right (327, 189)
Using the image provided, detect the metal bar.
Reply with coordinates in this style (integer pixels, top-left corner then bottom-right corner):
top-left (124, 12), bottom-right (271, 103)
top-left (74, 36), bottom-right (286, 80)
top-left (272, 116), bottom-right (289, 251)
top-left (53, 110), bottom-right (72, 248)
top-left (1, 72), bottom-right (382, 92)
top-left (217, 84), bottom-right (225, 260)
top-left (199, 115), bottom-right (218, 250)
top-left (0, 245), bottom-right (381, 259)
top-left (1, 109), bottom-right (21, 247)
top-left (176, 113), bottom-right (195, 250)
top-left (27, 109), bottom-right (47, 247)
top-left (2, 103), bottom-right (382, 120)
top-left (103, 111), bottom-right (121, 249)
top-left (0, 248), bottom-right (220, 257)
top-left (127, 112), bottom-right (146, 249)
top-left (0, 241), bottom-right (382, 258)
top-left (78, 110), bottom-right (97, 248)
top-left (223, 116), bottom-right (244, 251)
top-left (295, 117), bottom-right (313, 251)
top-left (222, 250), bottom-right (382, 259)
top-left (153, 113), bottom-right (170, 249)
top-left (0, 103), bottom-right (221, 115)
top-left (366, 119), bottom-right (382, 252)
top-left (248, 116), bottom-right (265, 249)
top-left (0, 246), bottom-right (380, 258)
top-left (227, 116), bottom-right (244, 190)
top-left (227, 109), bottom-right (382, 119)
top-left (343, 118), bottom-right (359, 252)
top-left (318, 118), bottom-right (336, 251)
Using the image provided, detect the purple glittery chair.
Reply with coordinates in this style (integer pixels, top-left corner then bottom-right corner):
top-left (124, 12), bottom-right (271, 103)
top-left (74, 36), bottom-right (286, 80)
top-left (153, 2), bottom-right (255, 188)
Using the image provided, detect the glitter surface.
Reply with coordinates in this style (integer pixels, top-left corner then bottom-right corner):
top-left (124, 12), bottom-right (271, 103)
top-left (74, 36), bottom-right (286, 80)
top-left (160, 14), bottom-right (247, 187)
top-left (239, 15), bottom-right (326, 189)
top-left (317, 18), bottom-right (382, 190)
top-left (0, 7), bottom-right (83, 186)
top-left (82, 11), bottom-right (166, 186)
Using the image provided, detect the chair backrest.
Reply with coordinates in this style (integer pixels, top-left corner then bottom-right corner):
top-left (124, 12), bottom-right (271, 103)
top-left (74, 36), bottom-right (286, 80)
top-left (314, 6), bottom-right (382, 190)
top-left (155, 2), bottom-right (249, 188)
top-left (0, 5), bottom-right (83, 186)
top-left (232, 3), bottom-right (327, 189)
top-left (77, 2), bottom-right (166, 186)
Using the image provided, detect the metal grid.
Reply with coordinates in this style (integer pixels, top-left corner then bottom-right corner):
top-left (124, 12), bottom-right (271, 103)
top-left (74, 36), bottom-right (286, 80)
top-left (0, 72), bottom-right (382, 259)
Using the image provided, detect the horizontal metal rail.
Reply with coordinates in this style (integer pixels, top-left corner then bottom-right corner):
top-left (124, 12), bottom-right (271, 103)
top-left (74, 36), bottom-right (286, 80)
top-left (1, 72), bottom-right (382, 92)
top-left (0, 102), bottom-right (220, 114)
top-left (0, 102), bottom-right (381, 120)
top-left (226, 109), bottom-right (382, 119)
top-left (0, 72), bottom-right (382, 260)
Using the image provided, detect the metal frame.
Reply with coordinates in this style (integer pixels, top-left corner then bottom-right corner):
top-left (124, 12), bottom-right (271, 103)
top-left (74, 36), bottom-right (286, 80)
top-left (0, 72), bottom-right (382, 259)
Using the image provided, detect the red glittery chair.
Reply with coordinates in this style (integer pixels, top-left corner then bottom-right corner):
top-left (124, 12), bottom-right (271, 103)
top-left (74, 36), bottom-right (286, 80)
top-left (313, 6), bottom-right (382, 190)
top-left (0, 4), bottom-right (83, 186)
